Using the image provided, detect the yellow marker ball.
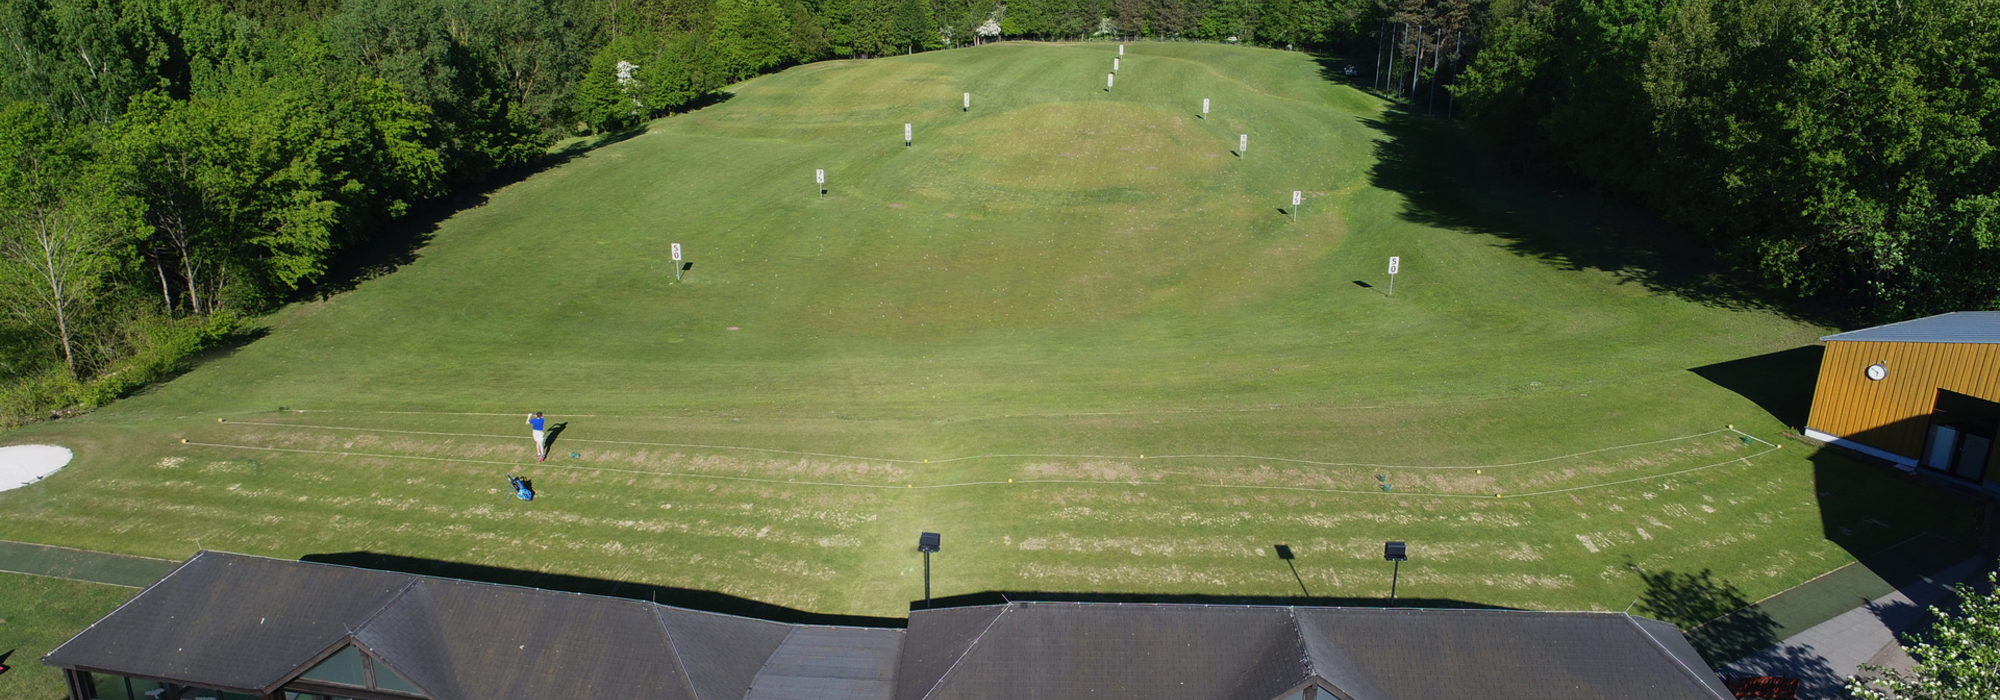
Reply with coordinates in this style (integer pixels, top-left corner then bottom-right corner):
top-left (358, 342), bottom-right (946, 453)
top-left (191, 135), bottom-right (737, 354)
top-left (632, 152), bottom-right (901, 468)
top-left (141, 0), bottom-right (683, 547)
top-left (1008, 479), bottom-right (1014, 483)
top-left (1496, 493), bottom-right (1503, 498)
top-left (180, 439), bottom-right (188, 443)
top-left (217, 418), bottom-right (226, 422)
top-left (923, 459), bottom-right (928, 463)
top-left (1727, 424), bottom-right (1734, 430)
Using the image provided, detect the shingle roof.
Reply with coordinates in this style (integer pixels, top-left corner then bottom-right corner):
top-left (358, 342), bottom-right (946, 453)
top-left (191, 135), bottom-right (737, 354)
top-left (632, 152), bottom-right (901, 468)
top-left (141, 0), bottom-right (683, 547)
top-left (745, 627), bottom-right (902, 700)
top-left (47, 554), bottom-right (1731, 700)
top-left (1820, 311), bottom-right (2000, 344)
top-left (41, 551), bottom-right (414, 693)
top-left (895, 603), bottom-right (1733, 700)
top-left (43, 552), bottom-right (899, 700)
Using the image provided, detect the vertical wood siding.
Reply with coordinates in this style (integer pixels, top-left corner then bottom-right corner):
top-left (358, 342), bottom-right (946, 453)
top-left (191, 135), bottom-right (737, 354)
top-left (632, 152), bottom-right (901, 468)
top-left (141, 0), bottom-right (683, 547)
top-left (1807, 341), bottom-right (2000, 471)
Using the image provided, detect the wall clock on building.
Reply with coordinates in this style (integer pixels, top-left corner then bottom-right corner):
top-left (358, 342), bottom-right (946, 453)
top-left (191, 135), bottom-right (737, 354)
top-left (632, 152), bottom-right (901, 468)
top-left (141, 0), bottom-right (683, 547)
top-left (1866, 363), bottom-right (1888, 381)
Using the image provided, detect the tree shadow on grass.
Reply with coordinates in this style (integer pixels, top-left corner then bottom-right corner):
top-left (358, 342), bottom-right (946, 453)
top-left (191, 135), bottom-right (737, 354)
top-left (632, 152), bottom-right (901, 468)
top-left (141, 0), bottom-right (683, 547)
top-left (1631, 564), bottom-right (1785, 667)
top-left (1359, 107), bottom-right (1846, 327)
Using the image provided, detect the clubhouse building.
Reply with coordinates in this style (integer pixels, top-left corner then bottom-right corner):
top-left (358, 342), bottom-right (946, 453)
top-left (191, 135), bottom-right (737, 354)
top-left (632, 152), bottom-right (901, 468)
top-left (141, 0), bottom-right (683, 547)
top-left (44, 551), bottom-right (1735, 700)
top-left (1806, 311), bottom-right (2000, 491)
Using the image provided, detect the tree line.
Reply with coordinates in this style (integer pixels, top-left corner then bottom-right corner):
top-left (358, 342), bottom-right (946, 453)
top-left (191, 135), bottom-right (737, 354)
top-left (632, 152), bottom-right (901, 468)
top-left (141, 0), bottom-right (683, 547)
top-left (1453, 0), bottom-right (2000, 320)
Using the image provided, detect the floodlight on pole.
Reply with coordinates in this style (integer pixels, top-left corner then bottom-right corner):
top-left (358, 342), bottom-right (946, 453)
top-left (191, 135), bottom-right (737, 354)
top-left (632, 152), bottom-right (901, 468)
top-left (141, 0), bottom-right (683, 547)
top-left (918, 532), bottom-right (941, 608)
top-left (1384, 541), bottom-right (1407, 600)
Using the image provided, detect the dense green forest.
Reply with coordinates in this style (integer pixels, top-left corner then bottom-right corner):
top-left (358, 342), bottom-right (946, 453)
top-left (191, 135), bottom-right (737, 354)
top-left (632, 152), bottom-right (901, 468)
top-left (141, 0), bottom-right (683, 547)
top-left (0, 0), bottom-right (1993, 426)
top-left (1455, 0), bottom-right (2000, 320)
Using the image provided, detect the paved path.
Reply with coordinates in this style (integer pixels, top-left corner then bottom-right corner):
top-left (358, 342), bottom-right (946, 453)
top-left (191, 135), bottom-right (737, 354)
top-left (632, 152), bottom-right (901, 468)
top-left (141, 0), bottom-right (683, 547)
top-left (1722, 555), bottom-right (1988, 699)
top-left (0, 539), bottom-right (178, 587)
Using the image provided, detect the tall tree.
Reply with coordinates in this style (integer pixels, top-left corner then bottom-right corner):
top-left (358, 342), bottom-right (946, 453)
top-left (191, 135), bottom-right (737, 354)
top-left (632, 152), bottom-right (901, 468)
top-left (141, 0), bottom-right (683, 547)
top-left (0, 103), bottom-right (138, 374)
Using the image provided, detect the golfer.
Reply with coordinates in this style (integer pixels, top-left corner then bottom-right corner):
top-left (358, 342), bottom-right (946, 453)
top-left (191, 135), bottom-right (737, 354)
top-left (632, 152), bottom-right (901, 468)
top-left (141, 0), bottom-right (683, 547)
top-left (526, 412), bottom-right (548, 461)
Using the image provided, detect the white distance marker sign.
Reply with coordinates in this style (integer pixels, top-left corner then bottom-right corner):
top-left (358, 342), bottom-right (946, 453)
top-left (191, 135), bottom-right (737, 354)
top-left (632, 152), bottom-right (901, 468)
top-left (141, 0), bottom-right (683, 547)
top-left (1292, 191), bottom-right (1302, 206)
top-left (964, 93), bottom-right (970, 110)
top-left (1203, 98), bottom-right (1210, 115)
top-left (1119, 44), bottom-right (1125, 55)
top-left (672, 243), bottom-right (683, 262)
top-left (1113, 57), bottom-right (1120, 71)
top-left (1388, 256), bottom-right (1400, 274)
top-left (1239, 134), bottom-right (1248, 153)
top-left (904, 123), bottom-right (912, 144)
top-left (1107, 73), bottom-right (1114, 89)
top-left (816, 169), bottom-right (825, 184)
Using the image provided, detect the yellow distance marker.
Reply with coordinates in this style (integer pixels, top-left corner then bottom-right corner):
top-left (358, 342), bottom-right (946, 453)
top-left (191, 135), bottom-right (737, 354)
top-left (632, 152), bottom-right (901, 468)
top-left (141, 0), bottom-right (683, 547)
top-left (180, 439), bottom-right (188, 443)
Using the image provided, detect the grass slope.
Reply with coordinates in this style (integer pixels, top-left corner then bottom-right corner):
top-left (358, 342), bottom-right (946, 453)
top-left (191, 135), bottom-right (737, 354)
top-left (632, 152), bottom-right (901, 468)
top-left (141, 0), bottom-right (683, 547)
top-left (0, 43), bottom-right (1974, 619)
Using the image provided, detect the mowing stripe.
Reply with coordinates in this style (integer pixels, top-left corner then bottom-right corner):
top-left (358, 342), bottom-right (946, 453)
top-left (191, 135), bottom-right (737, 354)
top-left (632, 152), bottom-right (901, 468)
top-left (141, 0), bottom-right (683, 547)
top-left (176, 440), bottom-right (1777, 499)
top-left (213, 420), bottom-right (1738, 470)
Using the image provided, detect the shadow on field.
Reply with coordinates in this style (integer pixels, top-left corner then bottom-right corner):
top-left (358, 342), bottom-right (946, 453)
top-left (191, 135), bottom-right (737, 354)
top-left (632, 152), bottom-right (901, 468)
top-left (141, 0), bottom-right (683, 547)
top-left (1809, 447), bottom-right (1987, 571)
top-left (916, 590), bottom-right (1511, 611)
top-left (1630, 562), bottom-right (1787, 666)
top-left (1689, 346), bottom-right (1824, 428)
top-left (302, 551), bottom-right (902, 628)
top-left (1359, 108), bottom-right (1840, 326)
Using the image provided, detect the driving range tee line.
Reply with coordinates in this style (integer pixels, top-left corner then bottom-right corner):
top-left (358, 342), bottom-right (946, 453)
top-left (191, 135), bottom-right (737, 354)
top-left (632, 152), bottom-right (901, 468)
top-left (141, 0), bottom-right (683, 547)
top-left (174, 440), bottom-right (1778, 499)
top-left (213, 420), bottom-right (1737, 471)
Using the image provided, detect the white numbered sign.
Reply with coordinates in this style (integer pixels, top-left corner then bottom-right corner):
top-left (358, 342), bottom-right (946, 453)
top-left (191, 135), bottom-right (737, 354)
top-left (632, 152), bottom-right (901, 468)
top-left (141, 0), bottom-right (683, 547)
top-left (1239, 134), bottom-right (1248, 152)
top-left (904, 123), bottom-right (912, 142)
top-left (1292, 191), bottom-right (1302, 206)
top-left (1388, 256), bottom-right (1400, 274)
top-left (816, 169), bottom-right (825, 184)
top-left (672, 243), bottom-right (683, 262)
top-left (1203, 98), bottom-right (1210, 115)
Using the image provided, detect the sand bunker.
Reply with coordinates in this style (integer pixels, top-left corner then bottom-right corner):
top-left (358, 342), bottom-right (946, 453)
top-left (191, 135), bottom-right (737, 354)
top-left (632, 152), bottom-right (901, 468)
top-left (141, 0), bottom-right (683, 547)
top-left (0, 444), bottom-right (72, 492)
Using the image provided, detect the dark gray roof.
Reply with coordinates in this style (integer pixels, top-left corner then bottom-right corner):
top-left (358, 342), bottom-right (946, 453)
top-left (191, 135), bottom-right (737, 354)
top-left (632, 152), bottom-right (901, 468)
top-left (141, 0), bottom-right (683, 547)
top-left (353, 577), bottom-right (694, 700)
top-left (897, 604), bottom-right (1309, 700)
top-left (896, 603), bottom-right (1732, 700)
top-left (745, 627), bottom-right (902, 700)
top-left (44, 552), bottom-right (899, 700)
top-left (48, 554), bottom-right (1730, 700)
top-left (1820, 311), bottom-right (2000, 344)
top-left (41, 551), bottom-right (414, 693)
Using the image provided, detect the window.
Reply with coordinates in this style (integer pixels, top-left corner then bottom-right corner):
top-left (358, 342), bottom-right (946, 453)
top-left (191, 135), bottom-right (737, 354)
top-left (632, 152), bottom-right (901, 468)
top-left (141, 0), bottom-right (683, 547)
top-left (300, 647), bottom-right (367, 687)
top-left (288, 645), bottom-right (427, 698)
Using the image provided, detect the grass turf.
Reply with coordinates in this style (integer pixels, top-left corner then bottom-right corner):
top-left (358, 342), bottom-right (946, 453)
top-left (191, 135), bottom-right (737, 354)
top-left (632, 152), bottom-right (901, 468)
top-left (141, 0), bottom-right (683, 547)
top-left (0, 42), bottom-right (1978, 622)
top-left (0, 573), bottom-right (138, 700)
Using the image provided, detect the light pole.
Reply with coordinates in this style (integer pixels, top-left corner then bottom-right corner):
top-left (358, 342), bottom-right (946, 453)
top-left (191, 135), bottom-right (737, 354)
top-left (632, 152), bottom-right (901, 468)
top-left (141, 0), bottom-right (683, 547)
top-left (918, 532), bottom-right (941, 608)
top-left (1384, 541), bottom-right (1407, 600)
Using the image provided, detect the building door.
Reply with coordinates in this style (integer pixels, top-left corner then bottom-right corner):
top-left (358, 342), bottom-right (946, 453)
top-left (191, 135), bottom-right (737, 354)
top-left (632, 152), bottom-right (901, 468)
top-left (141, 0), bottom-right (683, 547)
top-left (1924, 390), bottom-right (2000, 482)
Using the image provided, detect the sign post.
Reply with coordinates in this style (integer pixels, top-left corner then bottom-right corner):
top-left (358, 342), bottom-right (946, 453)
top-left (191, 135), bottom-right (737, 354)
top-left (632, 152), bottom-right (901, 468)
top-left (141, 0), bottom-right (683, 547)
top-left (1202, 98), bottom-right (1210, 118)
top-left (1387, 256), bottom-right (1400, 296)
top-left (1291, 191), bottom-right (1302, 222)
top-left (1239, 133), bottom-right (1247, 155)
top-left (672, 243), bottom-right (684, 282)
top-left (904, 123), bottom-right (912, 147)
top-left (815, 169), bottom-right (825, 199)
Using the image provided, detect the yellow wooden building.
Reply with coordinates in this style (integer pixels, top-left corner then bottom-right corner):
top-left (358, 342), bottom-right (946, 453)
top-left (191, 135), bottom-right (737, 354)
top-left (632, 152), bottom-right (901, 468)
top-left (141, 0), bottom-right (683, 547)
top-left (1806, 311), bottom-right (2000, 489)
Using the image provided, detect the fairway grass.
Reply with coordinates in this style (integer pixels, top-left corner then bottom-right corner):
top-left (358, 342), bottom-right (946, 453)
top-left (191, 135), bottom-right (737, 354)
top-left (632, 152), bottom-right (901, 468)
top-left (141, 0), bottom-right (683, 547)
top-left (0, 42), bottom-right (1976, 620)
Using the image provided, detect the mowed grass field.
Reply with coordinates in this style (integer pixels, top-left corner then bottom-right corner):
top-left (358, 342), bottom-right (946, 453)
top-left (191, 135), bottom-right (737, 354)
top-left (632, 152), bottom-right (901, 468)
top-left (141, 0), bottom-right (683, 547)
top-left (0, 42), bottom-right (1976, 629)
